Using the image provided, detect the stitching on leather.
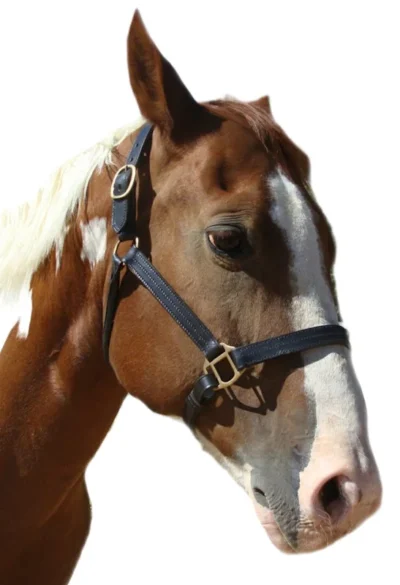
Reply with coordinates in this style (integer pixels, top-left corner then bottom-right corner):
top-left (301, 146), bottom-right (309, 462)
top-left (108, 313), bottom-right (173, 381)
top-left (112, 198), bottom-right (130, 234)
top-left (233, 328), bottom-right (348, 367)
top-left (126, 254), bottom-right (217, 351)
top-left (236, 333), bottom-right (346, 359)
top-left (134, 259), bottom-right (212, 347)
top-left (237, 331), bottom-right (347, 360)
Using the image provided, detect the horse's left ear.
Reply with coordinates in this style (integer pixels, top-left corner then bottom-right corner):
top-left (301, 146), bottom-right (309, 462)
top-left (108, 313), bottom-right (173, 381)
top-left (127, 10), bottom-right (219, 141)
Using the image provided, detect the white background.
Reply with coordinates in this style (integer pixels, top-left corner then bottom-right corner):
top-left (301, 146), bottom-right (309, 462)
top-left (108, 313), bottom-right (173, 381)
top-left (0, 1), bottom-right (398, 583)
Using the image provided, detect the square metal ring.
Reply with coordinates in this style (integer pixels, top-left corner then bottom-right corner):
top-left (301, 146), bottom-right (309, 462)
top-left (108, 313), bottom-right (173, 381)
top-left (203, 343), bottom-right (245, 390)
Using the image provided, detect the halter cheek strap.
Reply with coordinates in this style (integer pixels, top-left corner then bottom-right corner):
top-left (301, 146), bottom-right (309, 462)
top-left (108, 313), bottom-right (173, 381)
top-left (111, 123), bottom-right (154, 240)
top-left (103, 123), bottom-right (350, 428)
top-left (102, 123), bottom-right (153, 359)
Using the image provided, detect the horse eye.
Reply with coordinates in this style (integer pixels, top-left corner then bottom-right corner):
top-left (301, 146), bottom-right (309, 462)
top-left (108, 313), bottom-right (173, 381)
top-left (206, 226), bottom-right (247, 257)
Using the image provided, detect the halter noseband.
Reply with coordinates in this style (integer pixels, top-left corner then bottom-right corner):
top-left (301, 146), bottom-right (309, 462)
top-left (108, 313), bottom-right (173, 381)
top-left (103, 123), bottom-right (349, 427)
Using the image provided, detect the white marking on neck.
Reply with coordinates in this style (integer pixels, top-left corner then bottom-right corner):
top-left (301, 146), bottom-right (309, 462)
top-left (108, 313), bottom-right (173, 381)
top-left (17, 288), bottom-right (33, 339)
top-left (55, 224), bottom-right (70, 273)
top-left (0, 120), bottom-right (142, 300)
top-left (0, 286), bottom-right (32, 352)
top-left (268, 169), bottom-right (366, 442)
top-left (80, 217), bottom-right (107, 268)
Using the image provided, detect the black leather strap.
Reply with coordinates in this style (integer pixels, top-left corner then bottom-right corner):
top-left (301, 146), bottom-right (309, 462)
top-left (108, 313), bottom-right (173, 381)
top-left (111, 123), bottom-right (153, 241)
top-left (119, 243), bottom-right (349, 427)
top-left (103, 253), bottom-right (124, 361)
top-left (183, 374), bottom-right (219, 428)
top-left (123, 245), bottom-right (222, 360)
top-left (104, 123), bottom-right (154, 361)
top-left (230, 324), bottom-right (350, 370)
top-left (103, 121), bottom-right (352, 429)
top-left (111, 166), bottom-right (136, 240)
top-left (126, 123), bottom-right (153, 166)
top-left (122, 245), bottom-right (349, 373)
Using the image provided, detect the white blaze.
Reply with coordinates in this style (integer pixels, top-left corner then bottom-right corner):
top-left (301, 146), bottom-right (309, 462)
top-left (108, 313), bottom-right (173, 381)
top-left (269, 171), bottom-right (337, 327)
top-left (268, 169), bottom-right (366, 444)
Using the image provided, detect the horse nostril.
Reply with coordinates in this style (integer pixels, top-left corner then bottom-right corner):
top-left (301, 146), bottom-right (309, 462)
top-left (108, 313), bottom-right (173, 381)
top-left (253, 486), bottom-right (267, 505)
top-left (254, 487), bottom-right (265, 497)
top-left (320, 477), bottom-right (342, 515)
top-left (318, 475), bottom-right (360, 524)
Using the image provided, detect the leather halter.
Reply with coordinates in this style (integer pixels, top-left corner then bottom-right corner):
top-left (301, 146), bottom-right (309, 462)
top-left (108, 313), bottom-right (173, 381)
top-left (103, 123), bottom-right (350, 427)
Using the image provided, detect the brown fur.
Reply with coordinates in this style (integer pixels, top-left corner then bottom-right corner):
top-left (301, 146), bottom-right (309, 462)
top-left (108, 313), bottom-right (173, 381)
top-left (0, 10), bottom-right (379, 583)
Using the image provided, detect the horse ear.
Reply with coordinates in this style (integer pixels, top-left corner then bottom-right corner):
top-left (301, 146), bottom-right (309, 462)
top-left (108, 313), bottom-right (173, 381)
top-left (252, 96), bottom-right (272, 115)
top-left (127, 10), bottom-right (218, 141)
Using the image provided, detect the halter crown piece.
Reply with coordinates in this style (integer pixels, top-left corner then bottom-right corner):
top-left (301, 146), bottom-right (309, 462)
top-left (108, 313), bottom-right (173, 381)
top-left (103, 123), bottom-right (350, 427)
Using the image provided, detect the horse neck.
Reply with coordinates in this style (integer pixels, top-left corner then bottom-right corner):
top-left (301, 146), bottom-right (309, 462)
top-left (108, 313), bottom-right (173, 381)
top-left (0, 162), bottom-right (125, 499)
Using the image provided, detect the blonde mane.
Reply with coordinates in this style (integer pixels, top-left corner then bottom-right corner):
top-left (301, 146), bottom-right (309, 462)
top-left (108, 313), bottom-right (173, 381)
top-left (0, 121), bottom-right (142, 303)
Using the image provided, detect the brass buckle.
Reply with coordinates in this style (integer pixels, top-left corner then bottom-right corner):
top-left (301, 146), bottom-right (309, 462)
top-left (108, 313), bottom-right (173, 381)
top-left (203, 343), bottom-right (245, 390)
top-left (110, 164), bottom-right (136, 200)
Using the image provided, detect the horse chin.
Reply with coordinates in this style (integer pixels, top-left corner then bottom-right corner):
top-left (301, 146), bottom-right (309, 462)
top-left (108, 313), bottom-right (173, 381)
top-left (251, 498), bottom-right (331, 554)
top-left (253, 500), bottom-right (334, 554)
top-left (252, 499), bottom-right (296, 554)
top-left (252, 495), bottom-right (381, 554)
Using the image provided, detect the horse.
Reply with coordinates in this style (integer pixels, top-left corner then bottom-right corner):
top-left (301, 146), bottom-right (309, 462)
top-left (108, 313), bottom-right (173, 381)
top-left (0, 9), bottom-right (381, 585)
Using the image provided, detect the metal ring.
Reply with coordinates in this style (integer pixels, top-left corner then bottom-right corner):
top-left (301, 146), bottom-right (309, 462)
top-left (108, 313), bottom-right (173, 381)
top-left (203, 343), bottom-right (246, 390)
top-left (113, 237), bottom-right (140, 260)
top-left (113, 240), bottom-right (123, 258)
